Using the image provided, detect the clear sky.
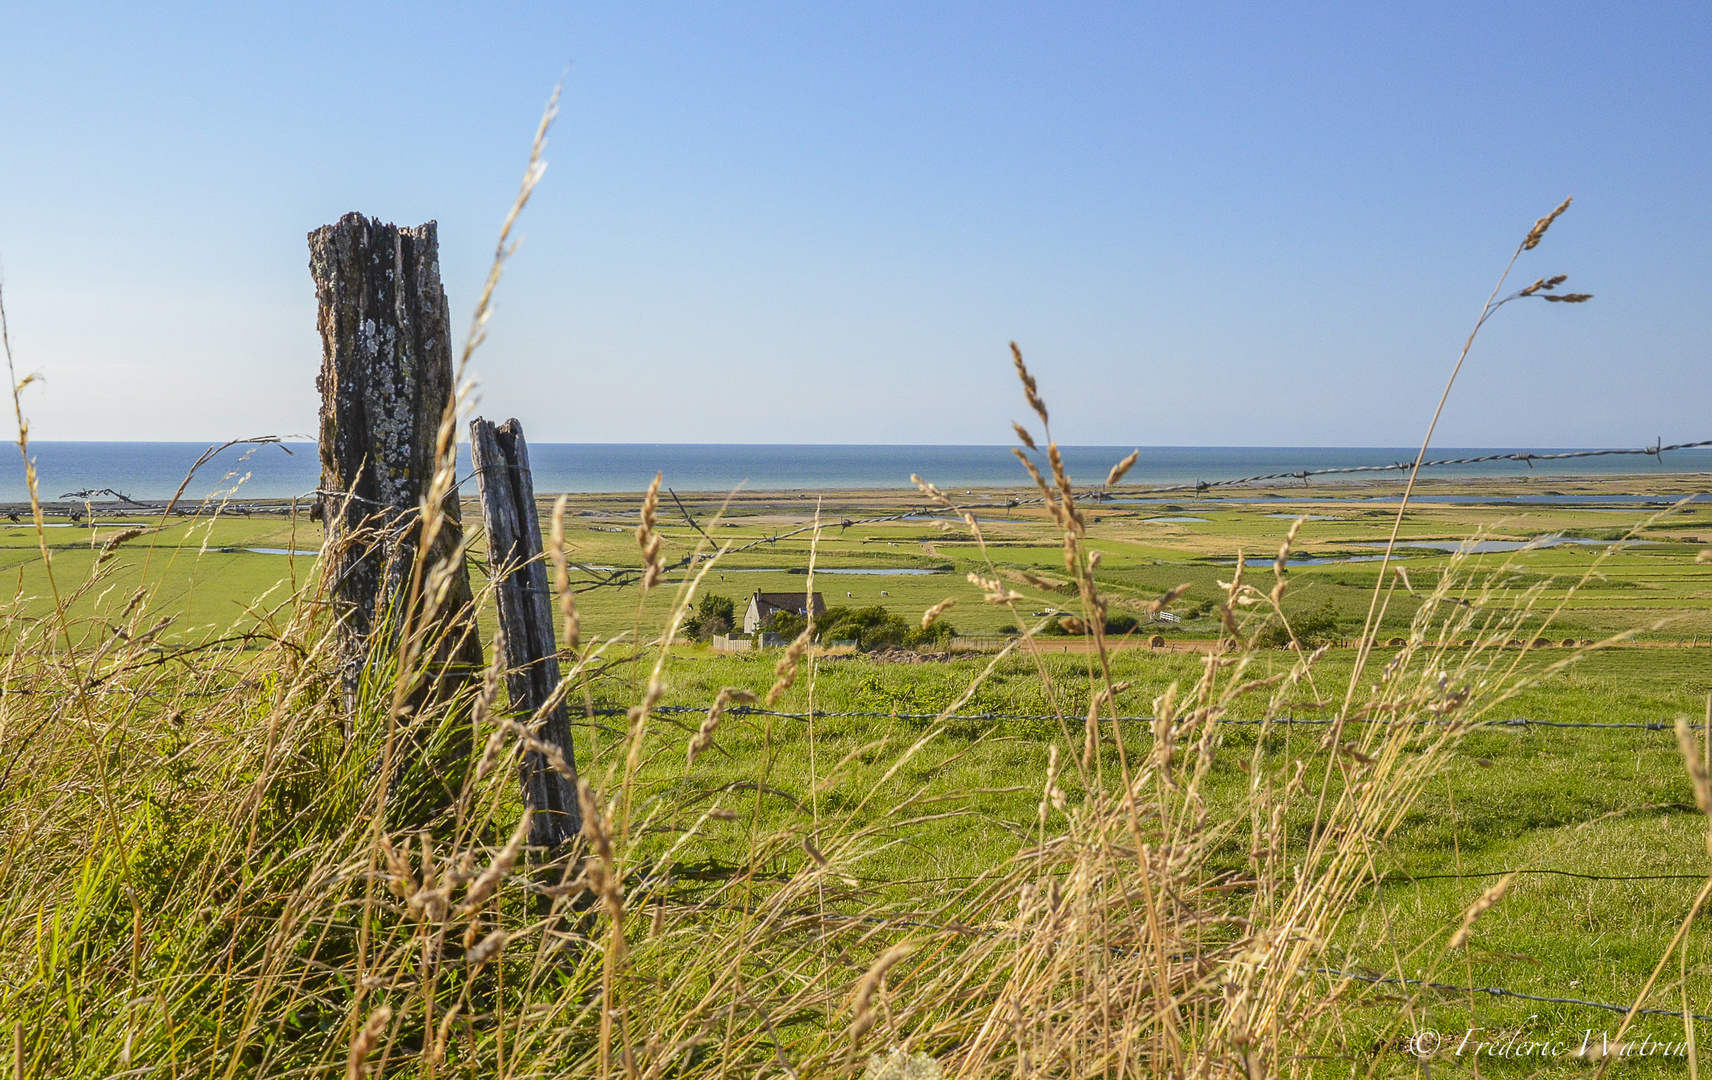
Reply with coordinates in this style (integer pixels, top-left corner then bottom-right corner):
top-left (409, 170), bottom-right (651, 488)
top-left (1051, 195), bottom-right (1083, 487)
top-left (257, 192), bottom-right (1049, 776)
top-left (0, 3), bottom-right (1706, 446)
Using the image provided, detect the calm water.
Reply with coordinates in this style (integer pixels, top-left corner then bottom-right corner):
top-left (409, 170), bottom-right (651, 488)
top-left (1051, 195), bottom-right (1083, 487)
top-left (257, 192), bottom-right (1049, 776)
top-left (5, 442), bottom-right (1711, 503)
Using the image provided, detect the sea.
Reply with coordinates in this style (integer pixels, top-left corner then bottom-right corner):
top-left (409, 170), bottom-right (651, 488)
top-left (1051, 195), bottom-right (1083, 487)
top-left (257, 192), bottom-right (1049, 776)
top-left (4, 443), bottom-right (1711, 504)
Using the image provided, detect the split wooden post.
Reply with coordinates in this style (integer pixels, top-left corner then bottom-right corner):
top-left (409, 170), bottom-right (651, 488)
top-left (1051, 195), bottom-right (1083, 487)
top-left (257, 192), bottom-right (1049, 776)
top-left (470, 417), bottom-right (582, 848)
top-left (308, 213), bottom-right (484, 723)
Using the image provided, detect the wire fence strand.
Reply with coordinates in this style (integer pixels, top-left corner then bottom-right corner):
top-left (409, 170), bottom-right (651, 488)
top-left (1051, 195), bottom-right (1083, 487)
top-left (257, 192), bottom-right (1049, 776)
top-left (583, 704), bottom-right (1699, 732)
top-left (1319, 968), bottom-right (1712, 1024)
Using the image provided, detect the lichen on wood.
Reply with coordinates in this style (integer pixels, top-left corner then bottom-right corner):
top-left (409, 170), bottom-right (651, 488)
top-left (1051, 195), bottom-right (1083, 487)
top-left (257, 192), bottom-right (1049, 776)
top-left (308, 213), bottom-right (482, 732)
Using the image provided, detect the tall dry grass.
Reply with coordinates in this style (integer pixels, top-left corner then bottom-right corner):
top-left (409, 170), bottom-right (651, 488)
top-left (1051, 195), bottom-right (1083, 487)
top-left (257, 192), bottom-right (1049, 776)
top-left (0, 104), bottom-right (1674, 1080)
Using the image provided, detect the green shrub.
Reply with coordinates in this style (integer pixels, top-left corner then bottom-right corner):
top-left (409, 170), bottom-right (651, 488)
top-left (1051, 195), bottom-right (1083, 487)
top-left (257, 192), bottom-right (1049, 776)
top-left (683, 593), bottom-right (736, 639)
top-left (1041, 613), bottom-right (1139, 636)
top-left (1253, 598), bottom-right (1342, 648)
top-left (817, 605), bottom-right (908, 650)
top-left (766, 607), bottom-right (808, 638)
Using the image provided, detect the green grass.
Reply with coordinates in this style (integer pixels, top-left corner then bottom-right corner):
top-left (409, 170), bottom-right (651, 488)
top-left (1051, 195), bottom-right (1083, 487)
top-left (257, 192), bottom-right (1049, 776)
top-left (9, 478), bottom-right (1712, 1074)
top-left (610, 645), bottom-right (1712, 1065)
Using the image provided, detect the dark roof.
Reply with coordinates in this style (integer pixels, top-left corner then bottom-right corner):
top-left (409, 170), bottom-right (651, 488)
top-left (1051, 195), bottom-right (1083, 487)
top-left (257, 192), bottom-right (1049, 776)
top-left (750, 591), bottom-right (826, 612)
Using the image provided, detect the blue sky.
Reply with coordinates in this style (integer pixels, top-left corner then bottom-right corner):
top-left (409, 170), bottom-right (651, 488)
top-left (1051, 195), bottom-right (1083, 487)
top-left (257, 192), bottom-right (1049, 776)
top-left (0, 3), bottom-right (1706, 445)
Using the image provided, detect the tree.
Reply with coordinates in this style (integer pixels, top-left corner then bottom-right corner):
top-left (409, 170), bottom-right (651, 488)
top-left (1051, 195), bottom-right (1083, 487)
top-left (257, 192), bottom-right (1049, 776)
top-left (684, 593), bottom-right (737, 640)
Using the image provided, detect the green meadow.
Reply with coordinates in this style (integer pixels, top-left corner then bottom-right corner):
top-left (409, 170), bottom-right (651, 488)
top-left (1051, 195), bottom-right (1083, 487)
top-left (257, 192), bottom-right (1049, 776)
top-left (8, 472), bottom-right (1712, 1074)
top-left (17, 472), bottom-right (1712, 647)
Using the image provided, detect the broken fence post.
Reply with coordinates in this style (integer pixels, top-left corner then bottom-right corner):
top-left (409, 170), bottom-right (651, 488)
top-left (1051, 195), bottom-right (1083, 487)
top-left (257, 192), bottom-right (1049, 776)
top-left (470, 416), bottom-right (582, 848)
top-left (308, 213), bottom-right (484, 738)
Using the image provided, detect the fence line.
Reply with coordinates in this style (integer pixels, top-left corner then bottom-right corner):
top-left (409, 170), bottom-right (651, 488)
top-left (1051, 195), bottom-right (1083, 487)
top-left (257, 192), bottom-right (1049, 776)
top-left (579, 704), bottom-right (1695, 733)
top-left (1376, 867), bottom-right (1705, 886)
top-left (584, 876), bottom-right (1712, 1027)
top-left (1318, 968), bottom-right (1712, 1025)
top-left (597, 888), bottom-right (1712, 1025)
top-left (0, 692), bottom-right (1685, 733)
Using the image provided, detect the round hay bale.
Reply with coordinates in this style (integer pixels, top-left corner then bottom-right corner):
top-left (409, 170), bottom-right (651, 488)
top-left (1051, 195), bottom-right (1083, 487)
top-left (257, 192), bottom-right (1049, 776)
top-left (1561, 638), bottom-right (1577, 647)
top-left (1459, 639), bottom-right (1475, 647)
top-left (1532, 638), bottom-right (1550, 648)
top-left (1149, 634), bottom-right (1165, 648)
top-left (1387, 637), bottom-right (1406, 647)
top-left (1506, 639), bottom-right (1523, 648)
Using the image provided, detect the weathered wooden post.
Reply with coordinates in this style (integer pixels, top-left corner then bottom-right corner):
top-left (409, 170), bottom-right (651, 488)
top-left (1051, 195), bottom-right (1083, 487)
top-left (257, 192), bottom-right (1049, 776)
top-left (308, 213), bottom-right (484, 727)
top-left (470, 417), bottom-right (582, 848)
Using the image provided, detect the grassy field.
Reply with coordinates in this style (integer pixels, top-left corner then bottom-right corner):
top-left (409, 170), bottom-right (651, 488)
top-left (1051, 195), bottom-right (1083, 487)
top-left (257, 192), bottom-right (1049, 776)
top-left (14, 469), bottom-right (1712, 647)
top-left (7, 471), bottom-right (1712, 1075)
top-left (624, 646), bottom-right (1712, 1052)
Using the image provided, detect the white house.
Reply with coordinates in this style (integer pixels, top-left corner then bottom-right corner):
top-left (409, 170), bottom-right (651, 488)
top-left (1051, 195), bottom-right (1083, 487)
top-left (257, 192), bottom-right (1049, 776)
top-left (742, 590), bottom-right (827, 634)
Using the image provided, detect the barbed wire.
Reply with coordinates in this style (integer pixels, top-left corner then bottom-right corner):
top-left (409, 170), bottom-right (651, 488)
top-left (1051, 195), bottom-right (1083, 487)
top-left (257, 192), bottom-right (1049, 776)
top-left (583, 704), bottom-right (1695, 732)
top-left (0, 692), bottom-right (1687, 735)
top-left (604, 872), bottom-right (1712, 1026)
top-left (1319, 968), bottom-right (1712, 1024)
top-left (1375, 867), bottom-right (1705, 886)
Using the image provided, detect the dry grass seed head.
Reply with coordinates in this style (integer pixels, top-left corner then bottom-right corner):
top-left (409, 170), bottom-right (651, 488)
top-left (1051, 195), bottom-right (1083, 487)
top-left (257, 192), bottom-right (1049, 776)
top-left (766, 627), bottom-right (814, 705)
top-left (1040, 743), bottom-right (1065, 825)
top-left (1020, 570), bottom-right (1060, 591)
top-left (921, 598), bottom-right (957, 629)
top-left (1271, 517), bottom-right (1305, 602)
top-left (346, 1005), bottom-right (392, 1080)
top-left (909, 474), bottom-right (948, 505)
top-left (1012, 422), bottom-right (1037, 451)
top-left (418, 831), bottom-right (438, 893)
top-left (1221, 552), bottom-right (1246, 596)
top-left (549, 492), bottom-right (580, 651)
top-left (466, 928), bottom-right (510, 968)
top-left (97, 526), bottom-right (148, 565)
top-left (1447, 873), bottom-right (1515, 949)
top-left (1674, 716), bottom-right (1712, 816)
top-left (1336, 742), bottom-right (1374, 767)
top-left (1010, 341), bottom-right (1048, 426)
top-left (459, 809), bottom-right (532, 916)
top-left (966, 572), bottom-right (1022, 605)
top-left (627, 671), bottom-right (666, 737)
top-left (577, 780), bottom-right (623, 920)
top-left (690, 687), bottom-right (756, 765)
top-left (851, 943), bottom-right (915, 1045)
top-left (638, 471), bottom-right (664, 591)
top-left (1105, 449), bottom-right (1140, 488)
top-left (1011, 447), bottom-right (1060, 519)
top-left (801, 835), bottom-right (828, 869)
top-left (1393, 565), bottom-right (1416, 596)
top-left (1047, 445), bottom-right (1081, 530)
top-left (1085, 681), bottom-right (1130, 765)
top-left (1219, 604), bottom-right (1242, 641)
top-left (1519, 273), bottom-right (1570, 297)
top-left (378, 835), bottom-right (417, 900)
top-left (1522, 196), bottom-right (1572, 250)
top-left (1150, 583), bottom-right (1193, 617)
